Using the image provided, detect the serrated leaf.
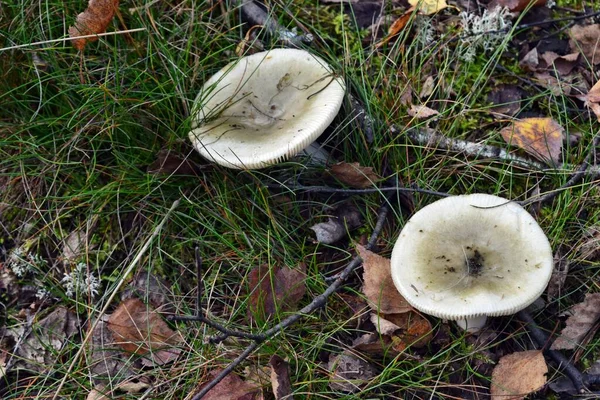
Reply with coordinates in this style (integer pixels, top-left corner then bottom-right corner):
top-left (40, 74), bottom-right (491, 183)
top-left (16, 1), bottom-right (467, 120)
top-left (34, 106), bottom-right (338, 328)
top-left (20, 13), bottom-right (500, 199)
top-left (551, 293), bottom-right (600, 350)
top-left (500, 117), bottom-right (564, 165)
top-left (491, 350), bottom-right (547, 400)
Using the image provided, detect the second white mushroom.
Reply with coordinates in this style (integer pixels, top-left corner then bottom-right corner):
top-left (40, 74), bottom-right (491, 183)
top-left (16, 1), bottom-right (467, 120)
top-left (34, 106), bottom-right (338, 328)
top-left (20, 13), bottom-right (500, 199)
top-left (390, 193), bottom-right (554, 332)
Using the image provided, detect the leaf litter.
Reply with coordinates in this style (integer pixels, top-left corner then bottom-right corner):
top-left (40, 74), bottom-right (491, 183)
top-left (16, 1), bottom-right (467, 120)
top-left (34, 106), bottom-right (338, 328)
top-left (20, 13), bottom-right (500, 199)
top-left (551, 293), bottom-right (600, 350)
top-left (328, 161), bottom-right (380, 189)
top-left (107, 297), bottom-right (183, 366)
top-left (69, 0), bottom-right (120, 50)
top-left (247, 263), bottom-right (307, 322)
top-left (358, 245), bottom-right (411, 314)
top-left (500, 117), bottom-right (564, 165)
top-left (490, 350), bottom-right (548, 400)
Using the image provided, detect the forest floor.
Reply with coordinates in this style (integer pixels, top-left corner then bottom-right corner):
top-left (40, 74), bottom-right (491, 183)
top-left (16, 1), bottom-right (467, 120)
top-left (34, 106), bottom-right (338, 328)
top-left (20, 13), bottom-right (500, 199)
top-left (1, 0), bottom-right (600, 399)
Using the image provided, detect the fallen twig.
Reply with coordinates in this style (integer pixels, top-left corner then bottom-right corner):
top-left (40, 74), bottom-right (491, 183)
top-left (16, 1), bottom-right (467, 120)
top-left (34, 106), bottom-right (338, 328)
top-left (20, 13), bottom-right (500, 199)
top-left (398, 126), bottom-right (600, 177)
top-left (234, 0), bottom-right (313, 47)
top-left (263, 182), bottom-right (450, 198)
top-left (178, 195), bottom-right (393, 400)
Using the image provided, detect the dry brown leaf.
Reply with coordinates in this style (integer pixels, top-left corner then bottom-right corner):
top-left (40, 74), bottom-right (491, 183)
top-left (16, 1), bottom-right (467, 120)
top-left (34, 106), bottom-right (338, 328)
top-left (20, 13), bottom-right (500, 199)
top-left (577, 225), bottom-right (600, 262)
top-left (310, 203), bottom-right (362, 244)
top-left (409, 0), bottom-right (448, 15)
top-left (583, 80), bottom-right (600, 122)
top-left (69, 0), bottom-right (120, 50)
top-left (352, 333), bottom-right (400, 357)
top-left (519, 48), bottom-right (539, 71)
top-left (419, 76), bottom-right (435, 99)
top-left (370, 312), bottom-right (432, 351)
top-left (269, 355), bottom-right (292, 400)
top-left (408, 104), bottom-right (440, 119)
top-left (107, 298), bottom-right (182, 365)
top-left (540, 52), bottom-right (579, 76)
top-left (547, 251), bottom-right (569, 299)
top-left (488, 84), bottom-right (523, 118)
top-left (569, 24), bottom-right (600, 65)
top-left (328, 162), bottom-right (380, 189)
top-left (328, 351), bottom-right (378, 393)
top-left (551, 293), bottom-right (600, 350)
top-left (533, 72), bottom-right (574, 96)
top-left (490, 350), bottom-right (547, 400)
top-left (247, 263), bottom-right (306, 322)
top-left (197, 369), bottom-right (262, 400)
top-left (490, 0), bottom-right (546, 12)
top-left (500, 117), bottom-right (564, 165)
top-left (375, 11), bottom-right (413, 48)
top-left (358, 245), bottom-right (411, 314)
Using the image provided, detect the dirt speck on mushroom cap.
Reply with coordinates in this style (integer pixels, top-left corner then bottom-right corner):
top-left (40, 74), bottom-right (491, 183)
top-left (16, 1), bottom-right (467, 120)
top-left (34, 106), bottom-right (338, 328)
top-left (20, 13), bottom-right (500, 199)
top-left (391, 194), bottom-right (553, 320)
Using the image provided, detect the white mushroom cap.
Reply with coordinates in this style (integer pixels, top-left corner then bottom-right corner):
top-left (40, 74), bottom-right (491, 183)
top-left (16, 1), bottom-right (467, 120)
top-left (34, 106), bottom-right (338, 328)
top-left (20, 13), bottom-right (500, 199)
top-left (189, 49), bottom-right (345, 169)
top-left (391, 194), bottom-right (553, 330)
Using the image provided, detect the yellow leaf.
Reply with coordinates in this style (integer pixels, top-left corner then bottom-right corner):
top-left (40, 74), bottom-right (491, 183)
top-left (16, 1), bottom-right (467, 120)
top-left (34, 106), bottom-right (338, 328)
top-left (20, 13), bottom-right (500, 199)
top-left (408, 0), bottom-right (448, 15)
top-left (500, 117), bottom-right (564, 165)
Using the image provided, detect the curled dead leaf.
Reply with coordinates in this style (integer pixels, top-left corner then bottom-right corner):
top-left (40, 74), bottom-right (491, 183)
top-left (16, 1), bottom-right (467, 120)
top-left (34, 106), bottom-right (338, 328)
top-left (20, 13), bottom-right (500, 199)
top-left (310, 203), bottom-right (362, 244)
top-left (247, 263), bottom-right (306, 322)
top-left (328, 162), bottom-right (380, 189)
top-left (500, 117), bottom-right (564, 165)
top-left (408, 104), bottom-right (440, 119)
top-left (375, 12), bottom-right (413, 48)
top-left (107, 298), bottom-right (182, 365)
top-left (551, 293), bottom-right (600, 350)
top-left (583, 80), bottom-right (600, 122)
top-left (358, 245), bottom-right (411, 314)
top-left (569, 24), bottom-right (600, 65)
top-left (269, 355), bottom-right (293, 400)
top-left (491, 350), bottom-right (547, 400)
top-left (69, 0), bottom-right (120, 50)
top-left (328, 351), bottom-right (378, 393)
top-left (197, 369), bottom-right (262, 400)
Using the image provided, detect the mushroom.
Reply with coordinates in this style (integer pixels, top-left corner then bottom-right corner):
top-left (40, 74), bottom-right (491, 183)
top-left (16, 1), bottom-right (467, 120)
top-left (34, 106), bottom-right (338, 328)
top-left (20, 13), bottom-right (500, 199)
top-left (390, 194), bottom-right (553, 332)
top-left (189, 48), bottom-right (345, 169)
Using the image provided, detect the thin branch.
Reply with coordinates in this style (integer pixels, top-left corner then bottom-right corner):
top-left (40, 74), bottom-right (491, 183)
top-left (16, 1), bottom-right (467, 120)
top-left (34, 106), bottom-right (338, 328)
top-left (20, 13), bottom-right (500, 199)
top-left (233, 0), bottom-right (313, 47)
top-left (400, 127), bottom-right (600, 177)
top-left (0, 28), bottom-right (147, 52)
top-left (187, 195), bottom-right (393, 400)
top-left (263, 182), bottom-right (451, 198)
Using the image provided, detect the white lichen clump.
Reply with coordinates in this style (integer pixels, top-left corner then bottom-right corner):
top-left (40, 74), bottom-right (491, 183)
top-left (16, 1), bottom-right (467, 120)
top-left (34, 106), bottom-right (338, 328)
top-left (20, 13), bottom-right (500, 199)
top-left (6, 246), bottom-right (47, 277)
top-left (61, 262), bottom-right (101, 298)
top-left (459, 7), bottom-right (512, 62)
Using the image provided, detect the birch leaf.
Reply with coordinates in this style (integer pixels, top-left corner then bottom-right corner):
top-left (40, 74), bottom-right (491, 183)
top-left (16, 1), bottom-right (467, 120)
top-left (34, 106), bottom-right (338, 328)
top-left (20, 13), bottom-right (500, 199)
top-left (500, 117), bottom-right (564, 165)
top-left (491, 350), bottom-right (547, 400)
